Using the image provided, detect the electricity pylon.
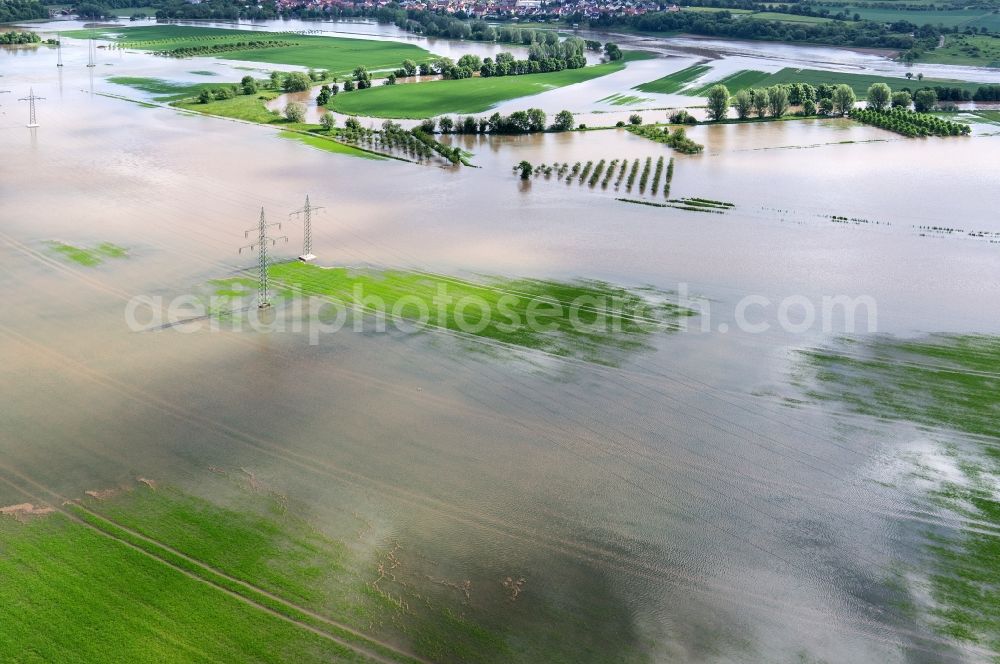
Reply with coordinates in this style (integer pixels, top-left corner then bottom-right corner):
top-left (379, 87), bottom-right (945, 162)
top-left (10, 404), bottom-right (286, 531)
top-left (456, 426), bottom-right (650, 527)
top-left (87, 38), bottom-right (96, 67)
top-left (56, 39), bottom-right (63, 67)
top-left (239, 208), bottom-right (287, 308)
top-left (18, 88), bottom-right (45, 128)
top-left (289, 195), bottom-right (323, 262)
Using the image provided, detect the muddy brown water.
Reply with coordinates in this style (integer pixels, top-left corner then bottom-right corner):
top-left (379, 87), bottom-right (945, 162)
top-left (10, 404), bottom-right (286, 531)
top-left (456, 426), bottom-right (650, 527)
top-left (2, 25), bottom-right (999, 663)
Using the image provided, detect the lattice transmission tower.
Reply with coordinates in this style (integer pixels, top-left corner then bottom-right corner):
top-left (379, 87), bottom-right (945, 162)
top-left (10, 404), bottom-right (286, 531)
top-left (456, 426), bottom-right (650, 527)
top-left (239, 208), bottom-right (287, 308)
top-left (289, 195), bottom-right (324, 262)
top-left (18, 88), bottom-right (45, 128)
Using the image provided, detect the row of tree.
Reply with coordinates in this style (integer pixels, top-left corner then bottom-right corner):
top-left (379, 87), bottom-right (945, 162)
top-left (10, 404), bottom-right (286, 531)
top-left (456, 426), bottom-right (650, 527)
top-left (414, 109), bottom-right (575, 135)
top-left (848, 107), bottom-right (972, 137)
top-left (0, 0), bottom-right (48, 22)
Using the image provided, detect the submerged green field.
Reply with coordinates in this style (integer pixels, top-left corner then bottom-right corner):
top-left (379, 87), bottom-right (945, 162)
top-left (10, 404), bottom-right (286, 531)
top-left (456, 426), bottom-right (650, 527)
top-left (803, 335), bottom-right (1000, 653)
top-left (63, 25), bottom-right (433, 75)
top-left (328, 61), bottom-right (630, 119)
top-left (234, 263), bottom-right (696, 364)
top-left (684, 67), bottom-right (989, 97)
top-left (633, 64), bottom-right (711, 94)
top-left (49, 241), bottom-right (127, 267)
top-left (0, 471), bottom-right (654, 663)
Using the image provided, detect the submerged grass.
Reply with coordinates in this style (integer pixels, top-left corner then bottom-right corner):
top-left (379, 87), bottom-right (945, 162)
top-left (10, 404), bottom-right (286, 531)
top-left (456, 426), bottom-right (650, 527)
top-left (49, 241), bottom-right (127, 266)
top-left (802, 335), bottom-right (1000, 652)
top-left (260, 262), bottom-right (696, 365)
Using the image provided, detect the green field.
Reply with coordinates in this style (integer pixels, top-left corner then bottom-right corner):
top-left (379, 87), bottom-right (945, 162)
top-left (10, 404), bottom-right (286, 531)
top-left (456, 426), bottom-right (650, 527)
top-left (0, 502), bottom-right (375, 662)
top-left (278, 131), bottom-right (385, 159)
top-left (253, 262), bottom-right (694, 365)
top-left (633, 64), bottom-right (711, 94)
top-left (918, 34), bottom-right (1000, 67)
top-left (62, 25), bottom-right (434, 75)
top-left (749, 11), bottom-right (834, 24)
top-left (838, 5), bottom-right (1000, 31)
top-left (803, 335), bottom-right (1000, 652)
top-left (108, 76), bottom-right (223, 102)
top-left (328, 62), bottom-right (629, 119)
top-left (685, 67), bottom-right (990, 97)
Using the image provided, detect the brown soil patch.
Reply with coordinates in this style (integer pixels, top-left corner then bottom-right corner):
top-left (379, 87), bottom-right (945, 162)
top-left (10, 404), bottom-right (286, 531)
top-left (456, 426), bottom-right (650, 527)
top-left (0, 503), bottom-right (55, 522)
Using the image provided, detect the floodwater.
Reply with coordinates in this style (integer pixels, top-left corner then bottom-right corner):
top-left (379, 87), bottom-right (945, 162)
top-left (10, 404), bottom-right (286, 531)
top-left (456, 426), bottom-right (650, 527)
top-left (2, 21), bottom-right (1000, 663)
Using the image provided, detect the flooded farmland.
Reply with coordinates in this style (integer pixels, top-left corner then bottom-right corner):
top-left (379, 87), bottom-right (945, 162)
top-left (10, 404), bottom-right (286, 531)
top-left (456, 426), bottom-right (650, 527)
top-left (1, 17), bottom-right (999, 663)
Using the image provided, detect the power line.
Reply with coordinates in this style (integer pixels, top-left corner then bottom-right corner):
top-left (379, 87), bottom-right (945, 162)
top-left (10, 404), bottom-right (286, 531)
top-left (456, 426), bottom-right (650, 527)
top-left (238, 208), bottom-right (286, 308)
top-left (289, 194), bottom-right (323, 262)
top-left (18, 88), bottom-right (45, 128)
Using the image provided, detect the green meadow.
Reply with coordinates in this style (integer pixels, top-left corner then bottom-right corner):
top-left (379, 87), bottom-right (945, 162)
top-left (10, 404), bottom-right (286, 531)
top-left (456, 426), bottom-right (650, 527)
top-left (684, 67), bottom-right (989, 97)
top-left (247, 262), bottom-right (695, 365)
top-left (328, 61), bottom-right (630, 119)
top-left (63, 25), bottom-right (434, 75)
top-left (803, 335), bottom-right (1000, 652)
top-left (918, 34), bottom-right (1000, 67)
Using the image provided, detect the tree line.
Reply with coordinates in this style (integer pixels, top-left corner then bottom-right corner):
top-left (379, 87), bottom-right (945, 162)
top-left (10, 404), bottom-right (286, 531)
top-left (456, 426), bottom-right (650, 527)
top-left (0, 30), bottom-right (42, 45)
top-left (0, 0), bottom-right (47, 22)
top-left (415, 109), bottom-right (576, 135)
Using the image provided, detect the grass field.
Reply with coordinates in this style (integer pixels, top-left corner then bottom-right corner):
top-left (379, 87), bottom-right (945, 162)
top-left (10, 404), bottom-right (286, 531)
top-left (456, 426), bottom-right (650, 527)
top-left (328, 61), bottom-right (629, 119)
top-left (684, 67), bottom-right (990, 97)
top-left (837, 5), bottom-right (1000, 32)
top-left (803, 335), bottom-right (1000, 653)
top-left (63, 25), bottom-right (434, 75)
top-left (259, 262), bottom-right (694, 364)
top-left (918, 34), bottom-right (1000, 67)
top-left (633, 64), bottom-right (711, 94)
top-left (749, 11), bottom-right (834, 24)
top-left (278, 131), bottom-right (385, 159)
top-left (108, 76), bottom-right (222, 102)
top-left (0, 506), bottom-right (371, 662)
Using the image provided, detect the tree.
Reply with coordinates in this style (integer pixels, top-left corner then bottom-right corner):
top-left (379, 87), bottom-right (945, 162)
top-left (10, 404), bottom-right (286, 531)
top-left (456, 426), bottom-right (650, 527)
top-left (419, 118), bottom-right (436, 133)
top-left (269, 71), bottom-right (282, 89)
top-left (320, 112), bottom-right (336, 131)
top-left (284, 102), bottom-right (306, 123)
top-left (866, 82), bottom-right (891, 111)
top-left (462, 116), bottom-right (478, 134)
top-left (438, 116), bottom-right (454, 133)
top-left (282, 72), bottom-right (312, 93)
top-left (706, 84), bottom-right (730, 121)
top-left (752, 88), bottom-right (769, 118)
top-left (767, 86), bottom-right (789, 118)
top-left (240, 75), bottom-right (257, 95)
top-left (917, 72), bottom-right (924, 81)
top-left (832, 84), bottom-right (856, 116)
top-left (733, 89), bottom-right (753, 120)
top-left (891, 91), bottom-right (912, 108)
top-left (343, 79), bottom-right (355, 92)
top-left (198, 88), bottom-right (212, 104)
top-left (517, 160), bottom-right (533, 180)
top-left (385, 73), bottom-right (396, 85)
top-left (355, 69), bottom-right (371, 89)
top-left (802, 99), bottom-right (816, 115)
top-left (316, 85), bottom-right (331, 106)
top-left (914, 88), bottom-right (937, 112)
top-left (628, 113), bottom-right (643, 125)
top-left (604, 42), bottom-right (622, 61)
top-left (401, 59), bottom-right (417, 77)
top-left (551, 109), bottom-right (574, 131)
top-left (527, 108), bottom-right (546, 132)
top-left (905, 72), bottom-right (913, 80)
top-left (457, 54), bottom-right (482, 70)
top-left (818, 97), bottom-right (834, 115)
top-left (345, 116), bottom-right (362, 131)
